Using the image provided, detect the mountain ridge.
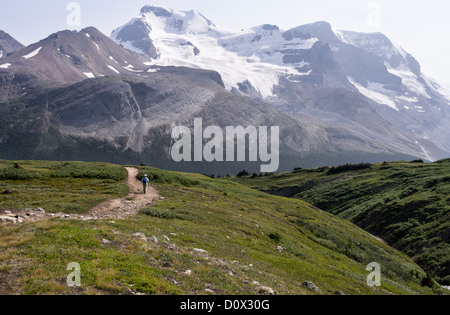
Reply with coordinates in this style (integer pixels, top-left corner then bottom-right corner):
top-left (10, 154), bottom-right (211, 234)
top-left (0, 25), bottom-right (427, 174)
top-left (110, 6), bottom-right (450, 162)
top-left (0, 7), bottom-right (449, 172)
top-left (0, 30), bottom-right (24, 60)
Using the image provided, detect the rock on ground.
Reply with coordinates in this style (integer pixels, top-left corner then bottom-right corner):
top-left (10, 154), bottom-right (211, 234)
top-left (302, 281), bottom-right (322, 293)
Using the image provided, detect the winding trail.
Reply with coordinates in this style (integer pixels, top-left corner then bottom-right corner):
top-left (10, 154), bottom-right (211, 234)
top-left (81, 167), bottom-right (160, 220)
top-left (0, 167), bottom-right (160, 224)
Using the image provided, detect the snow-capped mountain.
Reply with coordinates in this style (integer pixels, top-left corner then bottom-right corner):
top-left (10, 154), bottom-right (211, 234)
top-left (111, 6), bottom-right (450, 160)
top-left (112, 5), bottom-right (311, 98)
top-left (0, 24), bottom-right (430, 174)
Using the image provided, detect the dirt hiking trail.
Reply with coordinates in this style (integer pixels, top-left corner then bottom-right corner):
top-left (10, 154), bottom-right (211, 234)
top-left (82, 167), bottom-right (160, 220)
top-left (0, 167), bottom-right (160, 224)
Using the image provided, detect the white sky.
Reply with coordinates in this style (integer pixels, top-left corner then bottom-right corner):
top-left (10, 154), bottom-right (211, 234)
top-left (1, 0), bottom-right (449, 87)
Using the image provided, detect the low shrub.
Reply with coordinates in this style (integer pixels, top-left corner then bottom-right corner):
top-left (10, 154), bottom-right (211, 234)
top-left (140, 207), bottom-right (184, 220)
top-left (327, 163), bottom-right (371, 175)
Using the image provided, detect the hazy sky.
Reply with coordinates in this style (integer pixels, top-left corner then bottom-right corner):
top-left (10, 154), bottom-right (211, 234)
top-left (1, 0), bottom-right (449, 86)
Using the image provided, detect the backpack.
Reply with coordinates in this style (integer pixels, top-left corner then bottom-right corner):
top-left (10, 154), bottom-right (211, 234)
top-left (142, 177), bottom-right (149, 185)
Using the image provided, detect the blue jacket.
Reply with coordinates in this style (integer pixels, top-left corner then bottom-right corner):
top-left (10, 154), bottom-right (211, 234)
top-left (142, 177), bottom-right (149, 185)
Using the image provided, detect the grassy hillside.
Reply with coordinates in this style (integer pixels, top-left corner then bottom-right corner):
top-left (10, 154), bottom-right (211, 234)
top-left (0, 160), bottom-right (444, 295)
top-left (232, 159), bottom-right (450, 285)
top-left (0, 160), bottom-right (128, 214)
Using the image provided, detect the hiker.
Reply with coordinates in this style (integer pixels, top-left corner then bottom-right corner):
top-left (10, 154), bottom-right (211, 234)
top-left (142, 174), bottom-right (149, 194)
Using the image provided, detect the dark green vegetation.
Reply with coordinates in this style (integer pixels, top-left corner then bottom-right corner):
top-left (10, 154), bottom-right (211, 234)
top-left (0, 160), bottom-right (444, 295)
top-left (0, 160), bottom-right (128, 214)
top-left (233, 159), bottom-right (450, 285)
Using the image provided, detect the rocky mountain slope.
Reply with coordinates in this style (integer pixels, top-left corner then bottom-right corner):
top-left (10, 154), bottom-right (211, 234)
top-left (0, 26), bottom-right (423, 175)
top-left (0, 30), bottom-right (24, 60)
top-left (0, 27), bottom-right (151, 102)
top-left (0, 5), bottom-right (448, 173)
top-left (112, 6), bottom-right (450, 162)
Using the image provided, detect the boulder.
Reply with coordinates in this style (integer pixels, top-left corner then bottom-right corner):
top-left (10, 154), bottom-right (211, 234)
top-left (0, 215), bottom-right (17, 223)
top-left (302, 281), bottom-right (322, 293)
top-left (258, 286), bottom-right (275, 295)
top-left (133, 232), bottom-right (146, 240)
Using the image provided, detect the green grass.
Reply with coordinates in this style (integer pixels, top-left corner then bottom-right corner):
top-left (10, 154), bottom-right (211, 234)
top-left (0, 160), bottom-right (128, 214)
top-left (232, 159), bottom-right (450, 285)
top-left (0, 160), bottom-right (445, 295)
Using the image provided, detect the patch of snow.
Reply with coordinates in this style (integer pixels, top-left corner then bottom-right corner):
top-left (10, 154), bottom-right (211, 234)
top-left (109, 56), bottom-right (119, 64)
top-left (424, 76), bottom-right (450, 102)
top-left (108, 65), bottom-right (120, 74)
top-left (0, 63), bottom-right (11, 69)
top-left (387, 65), bottom-right (430, 99)
top-left (23, 47), bottom-right (42, 59)
top-left (348, 77), bottom-right (399, 111)
top-left (116, 40), bottom-right (146, 55)
top-left (83, 72), bottom-right (95, 79)
top-left (93, 41), bottom-right (100, 51)
top-left (123, 64), bottom-right (143, 73)
top-left (65, 54), bottom-right (71, 58)
top-left (396, 95), bottom-right (419, 103)
top-left (416, 141), bottom-right (433, 162)
top-left (391, 41), bottom-right (408, 60)
top-left (147, 68), bottom-right (160, 73)
top-left (333, 29), bottom-right (347, 44)
top-left (85, 33), bottom-right (90, 38)
top-left (285, 71), bottom-right (313, 82)
top-left (0, 50), bottom-right (3, 59)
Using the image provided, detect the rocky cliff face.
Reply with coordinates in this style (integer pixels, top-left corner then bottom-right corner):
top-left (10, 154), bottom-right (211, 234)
top-left (111, 7), bottom-right (450, 162)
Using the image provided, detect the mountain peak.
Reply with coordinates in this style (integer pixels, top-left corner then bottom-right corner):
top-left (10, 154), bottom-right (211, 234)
top-left (0, 25), bottom-right (150, 91)
top-left (339, 30), bottom-right (421, 74)
top-left (261, 24), bottom-right (280, 31)
top-left (138, 5), bottom-right (217, 32)
top-left (140, 5), bottom-right (172, 17)
top-left (288, 21), bottom-right (338, 43)
top-left (0, 30), bottom-right (25, 59)
top-left (307, 21), bottom-right (332, 28)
